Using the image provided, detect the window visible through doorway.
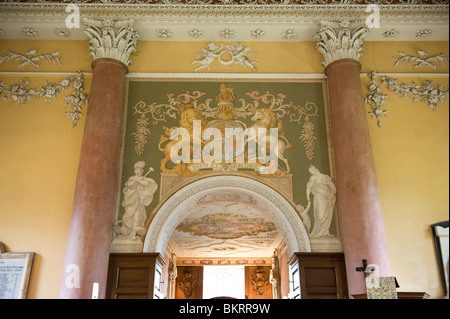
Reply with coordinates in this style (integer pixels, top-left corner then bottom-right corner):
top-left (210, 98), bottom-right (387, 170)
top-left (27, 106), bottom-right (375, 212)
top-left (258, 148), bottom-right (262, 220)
top-left (203, 266), bottom-right (245, 299)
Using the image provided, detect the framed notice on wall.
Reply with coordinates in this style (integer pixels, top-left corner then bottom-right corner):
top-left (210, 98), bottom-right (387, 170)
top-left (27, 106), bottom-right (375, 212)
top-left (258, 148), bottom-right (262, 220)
top-left (0, 252), bottom-right (34, 299)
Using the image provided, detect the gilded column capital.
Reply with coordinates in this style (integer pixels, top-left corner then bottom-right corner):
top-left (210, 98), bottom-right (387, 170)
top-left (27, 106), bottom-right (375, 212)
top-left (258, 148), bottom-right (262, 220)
top-left (315, 20), bottom-right (368, 67)
top-left (83, 18), bottom-right (139, 66)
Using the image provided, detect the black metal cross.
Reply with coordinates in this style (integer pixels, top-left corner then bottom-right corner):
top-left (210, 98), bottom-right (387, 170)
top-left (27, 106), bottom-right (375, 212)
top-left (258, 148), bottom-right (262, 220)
top-left (355, 259), bottom-right (369, 277)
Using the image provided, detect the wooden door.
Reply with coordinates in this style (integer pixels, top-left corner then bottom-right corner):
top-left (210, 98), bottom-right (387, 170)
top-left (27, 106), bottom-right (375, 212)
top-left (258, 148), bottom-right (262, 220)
top-left (106, 253), bottom-right (164, 299)
top-left (289, 252), bottom-right (348, 299)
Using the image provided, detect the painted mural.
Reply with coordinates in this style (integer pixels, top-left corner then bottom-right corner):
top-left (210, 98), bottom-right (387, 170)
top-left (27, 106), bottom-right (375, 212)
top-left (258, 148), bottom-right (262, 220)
top-left (112, 78), bottom-right (337, 255)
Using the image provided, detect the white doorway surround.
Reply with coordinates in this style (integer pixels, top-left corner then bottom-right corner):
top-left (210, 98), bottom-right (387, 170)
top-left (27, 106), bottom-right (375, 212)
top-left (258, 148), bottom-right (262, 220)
top-left (143, 175), bottom-right (311, 256)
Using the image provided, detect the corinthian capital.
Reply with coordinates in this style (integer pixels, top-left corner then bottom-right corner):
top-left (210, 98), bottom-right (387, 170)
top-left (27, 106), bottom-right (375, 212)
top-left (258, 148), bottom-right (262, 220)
top-left (83, 18), bottom-right (139, 66)
top-left (315, 20), bottom-right (368, 67)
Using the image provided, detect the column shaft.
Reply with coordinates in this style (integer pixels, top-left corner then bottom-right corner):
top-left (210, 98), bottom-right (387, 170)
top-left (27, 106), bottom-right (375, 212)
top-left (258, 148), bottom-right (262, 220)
top-left (60, 58), bottom-right (128, 299)
top-left (325, 59), bottom-right (391, 296)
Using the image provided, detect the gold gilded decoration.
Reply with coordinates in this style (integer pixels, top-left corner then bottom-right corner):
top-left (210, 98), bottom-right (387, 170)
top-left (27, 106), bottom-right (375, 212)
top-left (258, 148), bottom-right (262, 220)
top-left (251, 267), bottom-right (270, 297)
top-left (131, 83), bottom-right (319, 175)
top-left (158, 105), bottom-right (205, 175)
top-left (179, 267), bottom-right (197, 298)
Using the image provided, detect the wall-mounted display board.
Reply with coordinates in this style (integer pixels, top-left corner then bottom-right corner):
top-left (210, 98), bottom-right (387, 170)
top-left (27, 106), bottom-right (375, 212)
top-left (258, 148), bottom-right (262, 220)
top-left (0, 252), bottom-right (34, 299)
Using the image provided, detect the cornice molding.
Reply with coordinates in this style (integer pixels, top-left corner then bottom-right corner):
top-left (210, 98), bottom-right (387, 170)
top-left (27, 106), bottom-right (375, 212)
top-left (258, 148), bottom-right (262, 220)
top-left (0, 0), bottom-right (448, 4)
top-left (0, 3), bottom-right (448, 41)
top-left (0, 3), bottom-right (448, 19)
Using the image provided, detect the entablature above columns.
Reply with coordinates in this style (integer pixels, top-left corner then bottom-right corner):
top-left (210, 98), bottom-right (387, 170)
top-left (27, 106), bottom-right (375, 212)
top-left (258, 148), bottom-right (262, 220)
top-left (0, 2), bottom-right (448, 42)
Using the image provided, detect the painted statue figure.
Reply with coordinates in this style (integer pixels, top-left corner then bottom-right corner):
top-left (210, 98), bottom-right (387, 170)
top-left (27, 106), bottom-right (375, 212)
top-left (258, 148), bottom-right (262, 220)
top-left (306, 165), bottom-right (336, 238)
top-left (296, 201), bottom-right (312, 234)
top-left (118, 161), bottom-right (158, 240)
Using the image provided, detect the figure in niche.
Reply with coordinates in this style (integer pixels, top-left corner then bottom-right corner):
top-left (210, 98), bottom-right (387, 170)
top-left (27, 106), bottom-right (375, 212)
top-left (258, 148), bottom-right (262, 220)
top-left (306, 165), bottom-right (336, 238)
top-left (115, 161), bottom-right (158, 240)
top-left (296, 201), bottom-right (312, 234)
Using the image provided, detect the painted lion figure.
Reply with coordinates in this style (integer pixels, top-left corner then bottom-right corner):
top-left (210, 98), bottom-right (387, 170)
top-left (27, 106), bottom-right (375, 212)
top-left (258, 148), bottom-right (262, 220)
top-left (158, 106), bottom-right (205, 173)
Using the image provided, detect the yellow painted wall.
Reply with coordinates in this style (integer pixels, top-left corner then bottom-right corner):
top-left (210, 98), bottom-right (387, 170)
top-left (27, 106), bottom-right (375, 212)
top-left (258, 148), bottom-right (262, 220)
top-left (0, 40), bottom-right (90, 298)
top-left (0, 39), bottom-right (448, 298)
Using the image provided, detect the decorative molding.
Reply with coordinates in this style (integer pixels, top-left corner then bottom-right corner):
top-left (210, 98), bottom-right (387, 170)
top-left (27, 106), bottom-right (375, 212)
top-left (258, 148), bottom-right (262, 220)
top-left (415, 28), bottom-right (432, 38)
top-left (0, 49), bottom-right (62, 69)
top-left (176, 257), bottom-right (271, 266)
top-left (21, 26), bottom-right (38, 38)
top-left (251, 28), bottom-right (265, 39)
top-left (382, 28), bottom-right (399, 38)
top-left (54, 27), bottom-right (71, 38)
top-left (315, 20), bottom-right (368, 66)
top-left (365, 71), bottom-right (449, 127)
top-left (192, 42), bottom-right (257, 72)
top-left (82, 18), bottom-right (140, 66)
top-left (0, 0), bottom-right (448, 5)
top-left (157, 28), bottom-right (173, 39)
top-left (379, 74), bottom-right (449, 111)
top-left (188, 28), bottom-right (204, 39)
top-left (2, 3), bottom-right (448, 21)
top-left (365, 72), bottom-right (389, 127)
top-left (1, 3), bottom-right (448, 42)
top-left (393, 50), bottom-right (449, 70)
top-left (219, 28), bottom-right (235, 39)
top-left (281, 28), bottom-right (297, 40)
top-left (0, 71), bottom-right (88, 127)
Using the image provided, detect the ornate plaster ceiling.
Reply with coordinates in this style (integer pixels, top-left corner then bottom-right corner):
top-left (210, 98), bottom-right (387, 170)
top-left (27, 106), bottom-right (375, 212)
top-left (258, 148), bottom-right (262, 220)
top-left (168, 189), bottom-right (284, 258)
top-left (0, 2), bottom-right (448, 41)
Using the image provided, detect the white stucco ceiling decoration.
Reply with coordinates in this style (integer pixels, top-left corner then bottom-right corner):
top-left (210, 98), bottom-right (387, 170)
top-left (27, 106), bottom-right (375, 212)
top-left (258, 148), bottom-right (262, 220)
top-left (0, 2), bottom-right (448, 41)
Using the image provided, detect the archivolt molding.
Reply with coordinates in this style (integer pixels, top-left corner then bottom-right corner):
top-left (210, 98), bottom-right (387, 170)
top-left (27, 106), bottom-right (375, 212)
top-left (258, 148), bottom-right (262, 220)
top-left (143, 175), bottom-right (311, 255)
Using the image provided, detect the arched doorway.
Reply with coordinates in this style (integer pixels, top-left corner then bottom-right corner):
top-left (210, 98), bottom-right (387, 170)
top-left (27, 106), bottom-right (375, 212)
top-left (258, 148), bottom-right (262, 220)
top-left (142, 174), bottom-right (310, 299)
top-left (143, 175), bottom-right (311, 256)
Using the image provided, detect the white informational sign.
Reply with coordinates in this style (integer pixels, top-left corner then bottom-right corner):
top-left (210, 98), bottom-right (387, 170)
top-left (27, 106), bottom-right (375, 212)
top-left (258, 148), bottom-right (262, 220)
top-left (0, 253), bottom-right (34, 299)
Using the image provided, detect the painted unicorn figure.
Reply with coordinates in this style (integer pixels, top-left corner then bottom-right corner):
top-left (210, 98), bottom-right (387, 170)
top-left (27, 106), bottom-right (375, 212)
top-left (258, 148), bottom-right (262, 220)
top-left (249, 108), bottom-right (292, 173)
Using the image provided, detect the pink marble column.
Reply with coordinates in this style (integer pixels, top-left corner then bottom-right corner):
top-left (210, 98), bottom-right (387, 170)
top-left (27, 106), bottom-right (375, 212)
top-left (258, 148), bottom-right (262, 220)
top-left (316, 22), bottom-right (391, 297)
top-left (60, 19), bottom-right (138, 299)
